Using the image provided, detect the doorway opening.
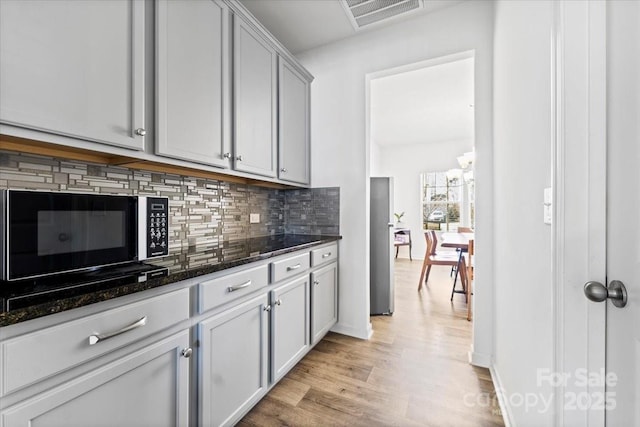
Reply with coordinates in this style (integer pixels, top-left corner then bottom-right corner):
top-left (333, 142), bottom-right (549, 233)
top-left (366, 51), bottom-right (477, 347)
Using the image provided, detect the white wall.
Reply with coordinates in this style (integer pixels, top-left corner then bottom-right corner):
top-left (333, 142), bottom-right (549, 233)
top-left (298, 0), bottom-right (494, 360)
top-left (369, 141), bottom-right (383, 177)
top-left (375, 139), bottom-right (472, 260)
top-left (492, 1), bottom-right (555, 425)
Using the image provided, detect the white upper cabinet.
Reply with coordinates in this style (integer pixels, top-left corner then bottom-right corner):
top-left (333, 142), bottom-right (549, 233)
top-left (0, 0), bottom-right (313, 186)
top-left (278, 59), bottom-right (311, 185)
top-left (156, 0), bottom-right (232, 168)
top-left (233, 15), bottom-right (278, 178)
top-left (0, 0), bottom-right (146, 150)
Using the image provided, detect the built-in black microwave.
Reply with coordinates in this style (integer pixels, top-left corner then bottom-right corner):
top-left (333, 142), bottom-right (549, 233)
top-left (0, 190), bottom-right (169, 281)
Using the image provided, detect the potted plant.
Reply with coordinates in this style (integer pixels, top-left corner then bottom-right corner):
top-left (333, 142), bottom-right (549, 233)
top-left (394, 212), bottom-right (405, 227)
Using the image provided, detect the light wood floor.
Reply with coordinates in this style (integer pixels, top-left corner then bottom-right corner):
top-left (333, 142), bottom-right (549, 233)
top-left (239, 259), bottom-right (504, 426)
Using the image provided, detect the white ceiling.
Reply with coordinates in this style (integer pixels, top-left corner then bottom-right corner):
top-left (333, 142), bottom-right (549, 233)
top-left (370, 57), bottom-right (474, 147)
top-left (239, 0), bottom-right (473, 148)
top-left (239, 0), bottom-right (464, 54)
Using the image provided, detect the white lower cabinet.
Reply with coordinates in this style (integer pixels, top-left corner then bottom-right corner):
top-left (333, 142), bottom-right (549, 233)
top-left (197, 247), bottom-right (333, 426)
top-left (1, 289), bottom-right (190, 397)
top-left (197, 275), bottom-right (311, 427)
top-left (0, 330), bottom-right (191, 427)
top-left (0, 244), bottom-right (338, 427)
top-left (270, 275), bottom-right (311, 383)
top-left (311, 262), bottom-right (338, 345)
top-left (198, 293), bottom-right (270, 427)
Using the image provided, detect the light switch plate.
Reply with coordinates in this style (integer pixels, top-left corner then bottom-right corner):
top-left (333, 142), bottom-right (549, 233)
top-left (543, 187), bottom-right (552, 225)
top-left (250, 213), bottom-right (260, 224)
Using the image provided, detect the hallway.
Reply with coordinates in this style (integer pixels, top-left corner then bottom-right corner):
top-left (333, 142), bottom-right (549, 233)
top-left (240, 259), bottom-right (504, 426)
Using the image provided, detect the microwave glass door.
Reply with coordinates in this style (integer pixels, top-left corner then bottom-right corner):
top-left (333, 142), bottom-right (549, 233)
top-left (8, 191), bottom-right (137, 280)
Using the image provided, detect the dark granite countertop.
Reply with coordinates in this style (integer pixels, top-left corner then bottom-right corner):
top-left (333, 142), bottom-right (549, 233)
top-left (0, 234), bottom-right (340, 328)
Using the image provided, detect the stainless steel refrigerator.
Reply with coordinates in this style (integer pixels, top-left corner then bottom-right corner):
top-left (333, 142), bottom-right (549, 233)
top-left (370, 177), bottom-right (394, 315)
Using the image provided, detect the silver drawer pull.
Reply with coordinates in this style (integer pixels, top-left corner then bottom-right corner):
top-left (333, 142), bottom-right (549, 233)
top-left (88, 316), bottom-right (147, 346)
top-left (287, 264), bottom-right (301, 271)
top-left (227, 280), bottom-right (252, 293)
top-left (322, 252), bottom-right (332, 258)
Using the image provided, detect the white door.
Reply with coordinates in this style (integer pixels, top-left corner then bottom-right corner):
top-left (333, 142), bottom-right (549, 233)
top-left (604, 1), bottom-right (639, 424)
top-left (558, 1), bottom-right (639, 425)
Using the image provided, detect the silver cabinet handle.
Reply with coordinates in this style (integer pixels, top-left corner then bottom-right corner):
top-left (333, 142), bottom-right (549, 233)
top-left (181, 348), bottom-right (193, 358)
top-left (275, 299), bottom-right (282, 306)
top-left (135, 128), bottom-right (146, 136)
top-left (236, 155), bottom-right (243, 161)
top-left (287, 264), bottom-right (301, 271)
top-left (222, 152), bottom-right (231, 159)
top-left (88, 316), bottom-right (147, 345)
top-left (322, 252), bottom-right (332, 258)
top-left (313, 280), bottom-right (320, 285)
top-left (227, 280), bottom-right (251, 293)
top-left (281, 168), bottom-right (287, 173)
top-left (264, 304), bottom-right (271, 312)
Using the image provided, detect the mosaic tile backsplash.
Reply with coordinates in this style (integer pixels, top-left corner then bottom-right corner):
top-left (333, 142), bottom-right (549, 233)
top-left (285, 187), bottom-right (340, 236)
top-left (0, 151), bottom-right (340, 252)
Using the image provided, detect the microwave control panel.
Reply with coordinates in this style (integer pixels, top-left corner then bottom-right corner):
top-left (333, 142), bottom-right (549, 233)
top-left (146, 197), bottom-right (169, 258)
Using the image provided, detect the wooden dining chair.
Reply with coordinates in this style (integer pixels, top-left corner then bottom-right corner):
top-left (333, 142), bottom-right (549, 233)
top-left (466, 239), bottom-right (475, 321)
top-left (418, 230), bottom-right (467, 299)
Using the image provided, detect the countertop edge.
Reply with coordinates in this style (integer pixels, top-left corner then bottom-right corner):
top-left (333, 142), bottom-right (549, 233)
top-left (0, 235), bottom-right (341, 328)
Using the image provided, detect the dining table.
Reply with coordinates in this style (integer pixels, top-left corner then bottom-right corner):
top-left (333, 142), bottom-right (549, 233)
top-left (439, 232), bottom-right (474, 297)
top-left (440, 232), bottom-right (474, 251)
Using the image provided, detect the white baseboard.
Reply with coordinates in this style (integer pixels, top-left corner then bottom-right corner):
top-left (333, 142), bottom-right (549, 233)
top-left (330, 321), bottom-right (372, 340)
top-left (489, 364), bottom-right (514, 427)
top-left (468, 350), bottom-right (492, 368)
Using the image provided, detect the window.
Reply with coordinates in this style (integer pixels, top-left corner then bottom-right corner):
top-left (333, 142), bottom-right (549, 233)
top-left (421, 171), bottom-right (462, 231)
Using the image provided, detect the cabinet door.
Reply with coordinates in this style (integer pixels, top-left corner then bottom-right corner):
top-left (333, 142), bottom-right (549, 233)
top-left (199, 294), bottom-right (269, 427)
top-left (233, 16), bottom-right (277, 178)
top-left (0, 331), bottom-right (190, 427)
top-left (2, 288), bottom-right (190, 398)
top-left (278, 59), bottom-right (310, 185)
top-left (311, 263), bottom-right (338, 345)
top-left (270, 276), bottom-right (310, 383)
top-left (0, 0), bottom-right (145, 150)
top-left (156, 0), bottom-right (231, 168)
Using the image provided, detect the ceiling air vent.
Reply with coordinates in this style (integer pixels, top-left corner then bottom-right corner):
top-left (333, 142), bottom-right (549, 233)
top-left (340, 0), bottom-right (424, 30)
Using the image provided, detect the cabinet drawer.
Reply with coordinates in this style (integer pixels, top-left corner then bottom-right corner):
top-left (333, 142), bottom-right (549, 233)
top-left (270, 252), bottom-right (310, 283)
top-left (199, 264), bottom-right (269, 313)
top-left (311, 243), bottom-right (338, 267)
top-left (1, 288), bottom-right (190, 397)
